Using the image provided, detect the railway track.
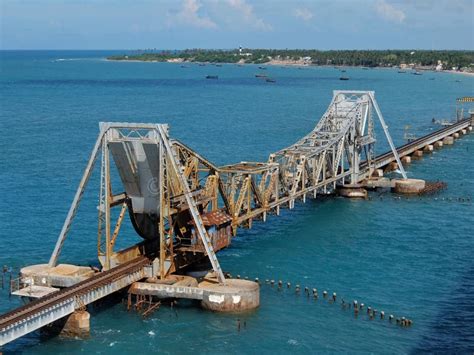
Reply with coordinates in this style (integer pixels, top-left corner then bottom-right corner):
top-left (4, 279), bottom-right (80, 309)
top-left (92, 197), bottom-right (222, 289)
top-left (0, 256), bottom-right (150, 331)
top-left (374, 118), bottom-right (471, 166)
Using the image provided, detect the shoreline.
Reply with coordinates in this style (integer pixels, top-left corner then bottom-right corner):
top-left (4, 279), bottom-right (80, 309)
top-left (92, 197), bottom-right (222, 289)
top-left (105, 58), bottom-right (474, 76)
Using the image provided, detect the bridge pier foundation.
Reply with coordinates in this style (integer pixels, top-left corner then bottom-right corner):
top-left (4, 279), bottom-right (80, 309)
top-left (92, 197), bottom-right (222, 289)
top-left (337, 185), bottom-right (368, 199)
top-left (401, 156), bottom-right (411, 164)
top-left (412, 150), bottom-right (423, 158)
top-left (423, 145), bottom-right (434, 153)
top-left (392, 179), bottom-right (425, 194)
top-left (443, 136), bottom-right (454, 145)
top-left (434, 141), bottom-right (443, 148)
top-left (55, 311), bottom-right (90, 338)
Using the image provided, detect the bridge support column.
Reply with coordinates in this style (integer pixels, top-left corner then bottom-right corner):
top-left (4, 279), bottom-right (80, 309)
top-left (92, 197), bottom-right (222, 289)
top-left (461, 129), bottom-right (467, 135)
top-left (423, 145), bottom-right (434, 153)
top-left (434, 141), bottom-right (443, 148)
top-left (59, 311), bottom-right (90, 338)
top-left (200, 279), bottom-right (259, 312)
top-left (443, 136), bottom-right (454, 145)
top-left (401, 156), bottom-right (411, 164)
top-left (412, 150), bottom-right (423, 158)
top-left (453, 132), bottom-right (460, 139)
top-left (392, 179), bottom-right (425, 194)
top-left (337, 185), bottom-right (367, 199)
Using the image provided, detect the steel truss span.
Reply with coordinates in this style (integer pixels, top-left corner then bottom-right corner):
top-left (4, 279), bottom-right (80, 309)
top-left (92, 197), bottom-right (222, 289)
top-left (47, 91), bottom-right (406, 285)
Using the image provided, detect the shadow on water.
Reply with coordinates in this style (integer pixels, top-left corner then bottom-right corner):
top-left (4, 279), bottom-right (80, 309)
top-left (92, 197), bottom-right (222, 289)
top-left (411, 263), bottom-right (474, 353)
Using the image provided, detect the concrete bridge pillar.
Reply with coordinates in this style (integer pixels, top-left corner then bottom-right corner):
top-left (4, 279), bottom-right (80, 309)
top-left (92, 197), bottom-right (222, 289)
top-left (443, 136), bottom-right (454, 145)
top-left (434, 141), bottom-right (443, 148)
top-left (412, 150), bottom-right (423, 158)
top-left (200, 279), bottom-right (259, 312)
top-left (401, 156), bottom-right (411, 164)
top-left (423, 145), bottom-right (434, 153)
top-left (392, 179), bottom-right (425, 194)
top-left (60, 311), bottom-right (90, 337)
top-left (452, 132), bottom-right (460, 139)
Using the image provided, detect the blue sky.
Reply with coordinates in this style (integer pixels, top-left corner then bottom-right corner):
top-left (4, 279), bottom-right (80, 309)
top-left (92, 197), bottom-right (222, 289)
top-left (1, 0), bottom-right (473, 50)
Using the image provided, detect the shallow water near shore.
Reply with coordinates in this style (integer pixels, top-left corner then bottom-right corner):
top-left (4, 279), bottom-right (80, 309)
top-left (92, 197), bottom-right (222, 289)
top-left (0, 50), bottom-right (473, 354)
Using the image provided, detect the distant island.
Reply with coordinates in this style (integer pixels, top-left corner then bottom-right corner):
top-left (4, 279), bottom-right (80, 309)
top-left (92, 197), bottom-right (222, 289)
top-left (107, 49), bottom-right (474, 73)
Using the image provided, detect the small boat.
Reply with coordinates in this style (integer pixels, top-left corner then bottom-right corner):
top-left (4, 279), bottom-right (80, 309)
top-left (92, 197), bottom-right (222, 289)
top-left (341, 69), bottom-right (346, 73)
top-left (266, 78), bottom-right (276, 83)
top-left (398, 70), bottom-right (406, 73)
top-left (339, 76), bottom-right (349, 81)
top-left (255, 74), bottom-right (267, 78)
top-left (180, 65), bottom-right (187, 68)
top-left (215, 64), bottom-right (222, 67)
top-left (362, 67), bottom-right (369, 70)
top-left (205, 75), bottom-right (218, 79)
top-left (429, 78), bottom-right (435, 80)
top-left (258, 66), bottom-right (267, 70)
top-left (455, 80), bottom-right (461, 82)
top-left (198, 63), bottom-right (206, 66)
top-left (413, 72), bottom-right (422, 75)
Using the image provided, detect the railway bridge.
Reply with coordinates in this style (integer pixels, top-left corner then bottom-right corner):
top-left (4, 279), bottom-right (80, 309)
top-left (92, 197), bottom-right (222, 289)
top-left (1, 91), bottom-right (472, 347)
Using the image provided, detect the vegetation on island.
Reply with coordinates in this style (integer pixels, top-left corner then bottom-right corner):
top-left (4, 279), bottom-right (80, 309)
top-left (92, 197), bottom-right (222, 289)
top-left (108, 49), bottom-right (474, 71)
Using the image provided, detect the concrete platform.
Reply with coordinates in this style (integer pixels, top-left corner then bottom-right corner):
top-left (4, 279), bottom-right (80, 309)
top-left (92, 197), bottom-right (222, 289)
top-left (392, 179), bottom-right (426, 194)
top-left (20, 264), bottom-right (96, 288)
top-left (363, 177), bottom-right (393, 189)
top-left (130, 277), bottom-right (260, 312)
top-left (200, 279), bottom-right (259, 312)
top-left (11, 285), bottom-right (59, 298)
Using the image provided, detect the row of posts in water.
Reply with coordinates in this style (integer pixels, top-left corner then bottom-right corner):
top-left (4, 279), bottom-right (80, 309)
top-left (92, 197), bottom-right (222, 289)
top-left (373, 195), bottom-right (471, 203)
top-left (230, 274), bottom-right (413, 328)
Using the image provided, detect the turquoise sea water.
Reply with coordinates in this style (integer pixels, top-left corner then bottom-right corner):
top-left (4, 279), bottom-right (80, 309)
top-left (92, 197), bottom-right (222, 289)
top-left (0, 50), bottom-right (473, 354)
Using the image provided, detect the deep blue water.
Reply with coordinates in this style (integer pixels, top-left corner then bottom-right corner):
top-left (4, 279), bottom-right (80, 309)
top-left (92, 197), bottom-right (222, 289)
top-left (0, 50), bottom-right (473, 354)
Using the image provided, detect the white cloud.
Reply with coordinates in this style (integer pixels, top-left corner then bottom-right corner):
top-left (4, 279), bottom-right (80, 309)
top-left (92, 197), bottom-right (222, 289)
top-left (168, 0), bottom-right (217, 29)
top-left (375, 0), bottom-right (406, 23)
top-left (226, 0), bottom-right (272, 31)
top-left (293, 8), bottom-right (314, 22)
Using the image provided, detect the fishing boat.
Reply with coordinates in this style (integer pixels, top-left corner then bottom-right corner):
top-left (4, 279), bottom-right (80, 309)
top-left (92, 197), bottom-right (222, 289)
top-left (339, 76), bottom-right (349, 81)
top-left (398, 70), bottom-right (406, 73)
top-left (255, 74), bottom-right (267, 78)
top-left (258, 66), bottom-right (267, 70)
top-left (215, 64), bottom-right (222, 67)
top-left (413, 72), bottom-right (422, 75)
top-left (205, 75), bottom-right (218, 79)
top-left (266, 78), bottom-right (276, 83)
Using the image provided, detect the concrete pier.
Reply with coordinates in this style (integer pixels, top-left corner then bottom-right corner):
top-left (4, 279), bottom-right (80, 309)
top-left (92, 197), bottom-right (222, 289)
top-left (434, 141), bottom-right (443, 148)
top-left (130, 277), bottom-right (260, 312)
top-left (371, 169), bottom-right (384, 178)
top-left (385, 162), bottom-right (398, 172)
top-left (412, 150), bottom-right (423, 158)
top-left (337, 185), bottom-right (368, 199)
top-left (60, 311), bottom-right (90, 337)
top-left (392, 179), bottom-right (426, 194)
top-left (452, 132), bottom-right (460, 139)
top-left (200, 279), bottom-right (259, 312)
top-left (401, 156), bottom-right (411, 164)
top-left (423, 145), bottom-right (434, 153)
top-left (443, 136), bottom-right (454, 145)
top-left (461, 129), bottom-right (467, 135)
